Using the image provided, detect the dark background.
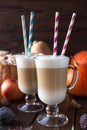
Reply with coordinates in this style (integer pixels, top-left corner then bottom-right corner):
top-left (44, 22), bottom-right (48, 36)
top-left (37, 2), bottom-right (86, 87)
top-left (0, 0), bottom-right (87, 56)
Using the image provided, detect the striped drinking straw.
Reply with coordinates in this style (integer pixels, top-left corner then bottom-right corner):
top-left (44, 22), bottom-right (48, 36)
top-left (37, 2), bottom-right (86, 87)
top-left (21, 15), bottom-right (28, 56)
top-left (53, 12), bottom-right (59, 56)
top-left (28, 11), bottom-right (34, 55)
top-left (61, 13), bottom-right (76, 56)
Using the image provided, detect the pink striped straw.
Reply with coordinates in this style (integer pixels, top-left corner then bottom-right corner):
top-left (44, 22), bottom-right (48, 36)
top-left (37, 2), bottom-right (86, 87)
top-left (53, 12), bottom-right (59, 56)
top-left (61, 13), bottom-right (76, 56)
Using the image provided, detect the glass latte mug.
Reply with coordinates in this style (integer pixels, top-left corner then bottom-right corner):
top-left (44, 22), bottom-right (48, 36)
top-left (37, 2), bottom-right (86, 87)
top-left (35, 55), bottom-right (78, 127)
top-left (16, 55), bottom-right (43, 113)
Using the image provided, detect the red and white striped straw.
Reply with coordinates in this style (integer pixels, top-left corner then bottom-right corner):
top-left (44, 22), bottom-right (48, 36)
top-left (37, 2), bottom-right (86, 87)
top-left (61, 13), bottom-right (76, 56)
top-left (53, 12), bottom-right (59, 56)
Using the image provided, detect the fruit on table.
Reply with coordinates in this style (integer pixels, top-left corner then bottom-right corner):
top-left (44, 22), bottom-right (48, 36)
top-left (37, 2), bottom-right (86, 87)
top-left (67, 50), bottom-right (87, 97)
top-left (1, 78), bottom-right (24, 101)
top-left (0, 106), bottom-right (15, 124)
top-left (80, 113), bottom-right (87, 129)
top-left (30, 40), bottom-right (52, 55)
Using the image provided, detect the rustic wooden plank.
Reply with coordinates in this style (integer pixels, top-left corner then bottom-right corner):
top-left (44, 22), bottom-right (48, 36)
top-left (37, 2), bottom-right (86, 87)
top-left (0, 97), bottom-right (87, 129)
top-left (7, 99), bottom-right (38, 129)
top-left (0, 0), bottom-right (86, 55)
top-left (0, 11), bottom-right (86, 55)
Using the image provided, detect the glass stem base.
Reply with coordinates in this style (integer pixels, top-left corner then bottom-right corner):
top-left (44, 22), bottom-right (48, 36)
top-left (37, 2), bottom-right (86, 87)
top-left (18, 94), bottom-right (44, 113)
top-left (37, 105), bottom-right (68, 127)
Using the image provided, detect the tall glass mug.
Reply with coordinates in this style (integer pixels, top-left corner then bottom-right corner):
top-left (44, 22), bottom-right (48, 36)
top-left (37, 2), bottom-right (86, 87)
top-left (16, 55), bottom-right (43, 113)
top-left (35, 55), bottom-right (78, 127)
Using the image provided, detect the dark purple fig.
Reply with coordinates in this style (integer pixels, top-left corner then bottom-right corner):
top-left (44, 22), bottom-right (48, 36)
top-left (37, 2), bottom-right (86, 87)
top-left (80, 113), bottom-right (87, 129)
top-left (0, 107), bottom-right (15, 124)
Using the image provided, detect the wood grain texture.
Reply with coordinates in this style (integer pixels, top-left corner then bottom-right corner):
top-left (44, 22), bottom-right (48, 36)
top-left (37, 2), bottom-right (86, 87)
top-left (75, 97), bottom-right (87, 130)
top-left (0, 0), bottom-right (87, 55)
top-left (32, 99), bottom-right (76, 130)
top-left (9, 99), bottom-right (38, 128)
top-left (0, 96), bottom-right (87, 130)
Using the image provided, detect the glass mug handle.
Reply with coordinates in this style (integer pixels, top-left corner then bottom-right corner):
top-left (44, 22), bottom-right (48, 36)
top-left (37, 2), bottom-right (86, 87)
top-left (67, 65), bottom-right (78, 90)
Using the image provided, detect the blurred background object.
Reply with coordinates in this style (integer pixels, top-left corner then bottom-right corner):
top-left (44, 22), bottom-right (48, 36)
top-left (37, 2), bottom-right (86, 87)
top-left (0, 0), bottom-right (87, 56)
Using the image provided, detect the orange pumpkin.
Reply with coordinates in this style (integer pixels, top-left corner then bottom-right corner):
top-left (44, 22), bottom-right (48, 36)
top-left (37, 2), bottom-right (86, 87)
top-left (67, 64), bottom-right (87, 96)
top-left (70, 50), bottom-right (87, 65)
top-left (67, 50), bottom-right (87, 97)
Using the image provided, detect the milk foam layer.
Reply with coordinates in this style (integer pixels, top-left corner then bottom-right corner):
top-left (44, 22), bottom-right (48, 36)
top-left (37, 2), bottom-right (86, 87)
top-left (16, 55), bottom-right (35, 68)
top-left (35, 55), bottom-right (69, 68)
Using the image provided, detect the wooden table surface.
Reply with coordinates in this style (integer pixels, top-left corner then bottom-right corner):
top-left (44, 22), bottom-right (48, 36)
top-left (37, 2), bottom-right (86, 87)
top-left (0, 95), bottom-right (87, 130)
